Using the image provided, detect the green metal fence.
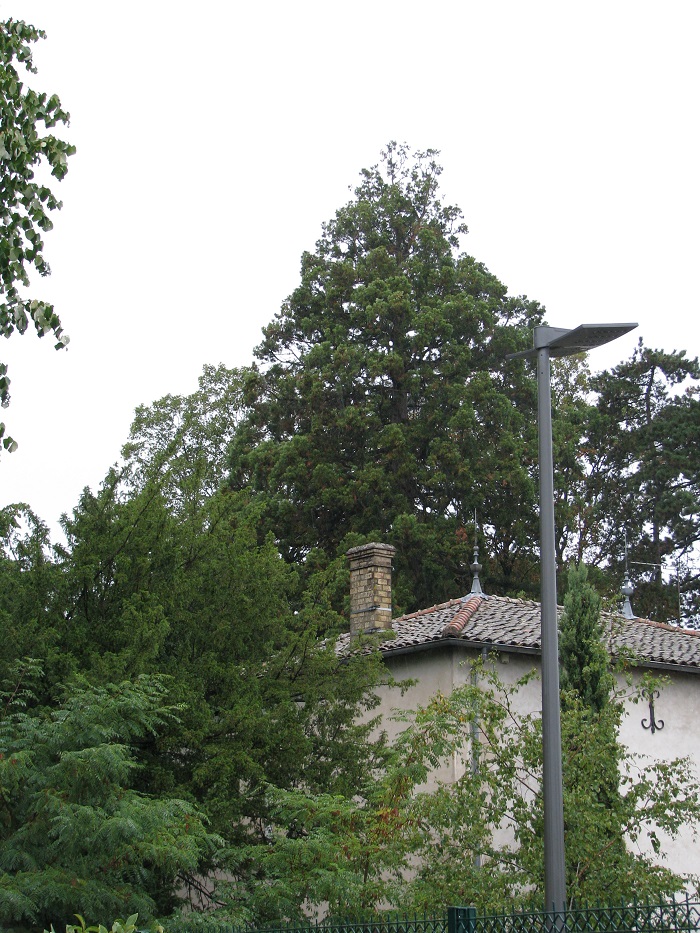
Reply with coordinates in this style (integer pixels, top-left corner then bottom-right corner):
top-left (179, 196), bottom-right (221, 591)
top-left (169, 917), bottom-right (446, 933)
top-left (169, 915), bottom-right (447, 933)
top-left (170, 898), bottom-right (700, 933)
top-left (451, 898), bottom-right (700, 933)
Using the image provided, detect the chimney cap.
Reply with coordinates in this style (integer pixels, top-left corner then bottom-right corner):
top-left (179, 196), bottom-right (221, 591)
top-left (347, 542), bottom-right (396, 558)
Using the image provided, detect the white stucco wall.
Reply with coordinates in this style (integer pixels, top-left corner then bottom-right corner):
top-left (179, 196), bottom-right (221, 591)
top-left (374, 645), bottom-right (700, 883)
top-left (617, 667), bottom-right (700, 877)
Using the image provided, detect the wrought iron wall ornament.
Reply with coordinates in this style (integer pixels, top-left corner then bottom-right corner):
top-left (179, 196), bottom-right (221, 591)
top-left (642, 688), bottom-right (665, 734)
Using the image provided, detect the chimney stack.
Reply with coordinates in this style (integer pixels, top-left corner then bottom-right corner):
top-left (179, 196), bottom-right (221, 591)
top-left (347, 543), bottom-right (396, 634)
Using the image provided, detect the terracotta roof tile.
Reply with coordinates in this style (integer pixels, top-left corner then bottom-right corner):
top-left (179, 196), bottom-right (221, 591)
top-left (336, 595), bottom-right (700, 670)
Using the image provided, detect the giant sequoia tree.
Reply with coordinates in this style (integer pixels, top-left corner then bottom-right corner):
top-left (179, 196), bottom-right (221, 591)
top-left (230, 144), bottom-right (545, 611)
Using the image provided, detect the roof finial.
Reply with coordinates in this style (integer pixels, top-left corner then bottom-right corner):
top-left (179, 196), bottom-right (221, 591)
top-left (622, 534), bottom-right (635, 619)
top-left (470, 509), bottom-right (484, 596)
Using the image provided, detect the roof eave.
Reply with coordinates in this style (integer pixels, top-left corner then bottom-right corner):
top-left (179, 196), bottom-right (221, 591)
top-left (380, 637), bottom-right (541, 660)
top-left (379, 635), bottom-right (700, 675)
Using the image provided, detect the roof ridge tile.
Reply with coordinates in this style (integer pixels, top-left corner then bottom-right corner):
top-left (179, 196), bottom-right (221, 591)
top-left (394, 596), bottom-right (465, 623)
top-left (443, 596), bottom-right (483, 637)
top-left (623, 615), bottom-right (700, 638)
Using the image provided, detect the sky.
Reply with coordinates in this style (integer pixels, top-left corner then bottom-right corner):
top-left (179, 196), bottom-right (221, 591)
top-left (2, 1), bottom-right (699, 538)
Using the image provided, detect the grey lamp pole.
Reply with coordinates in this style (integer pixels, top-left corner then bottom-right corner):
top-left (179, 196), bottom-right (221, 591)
top-left (508, 323), bottom-right (637, 914)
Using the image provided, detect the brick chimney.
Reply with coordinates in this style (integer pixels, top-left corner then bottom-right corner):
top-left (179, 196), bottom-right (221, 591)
top-left (347, 542), bottom-right (396, 634)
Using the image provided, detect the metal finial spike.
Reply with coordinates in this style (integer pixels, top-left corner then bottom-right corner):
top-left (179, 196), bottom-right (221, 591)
top-left (470, 513), bottom-right (484, 596)
top-left (621, 572), bottom-right (635, 619)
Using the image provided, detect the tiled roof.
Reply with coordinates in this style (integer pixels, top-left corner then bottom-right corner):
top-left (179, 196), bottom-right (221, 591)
top-left (336, 594), bottom-right (700, 671)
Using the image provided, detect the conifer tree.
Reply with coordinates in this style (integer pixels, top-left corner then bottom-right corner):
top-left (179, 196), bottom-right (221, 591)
top-left (559, 563), bottom-right (614, 714)
top-left (558, 563), bottom-right (627, 891)
top-left (582, 343), bottom-right (700, 622)
top-left (0, 664), bottom-right (216, 931)
top-left (0, 392), bottom-right (389, 917)
top-left (229, 143), bottom-right (546, 610)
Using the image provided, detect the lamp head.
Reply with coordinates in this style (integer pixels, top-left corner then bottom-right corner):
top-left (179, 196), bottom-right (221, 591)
top-left (507, 322), bottom-right (637, 360)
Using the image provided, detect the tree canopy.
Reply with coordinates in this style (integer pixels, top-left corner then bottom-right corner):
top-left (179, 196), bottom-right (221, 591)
top-left (2, 135), bottom-right (700, 925)
top-left (0, 19), bottom-right (74, 452)
top-left (0, 370), bottom-right (388, 927)
top-left (581, 343), bottom-right (700, 622)
top-left (559, 563), bottom-right (613, 713)
top-left (230, 143), bottom-right (545, 611)
top-left (0, 662), bottom-right (216, 931)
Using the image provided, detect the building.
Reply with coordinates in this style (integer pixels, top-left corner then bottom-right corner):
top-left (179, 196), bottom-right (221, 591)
top-left (337, 543), bottom-right (700, 882)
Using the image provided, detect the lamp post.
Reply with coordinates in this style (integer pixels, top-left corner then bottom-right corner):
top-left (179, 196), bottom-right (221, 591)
top-left (508, 323), bottom-right (637, 913)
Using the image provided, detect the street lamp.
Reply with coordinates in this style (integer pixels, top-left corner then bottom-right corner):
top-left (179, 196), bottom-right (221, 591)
top-left (508, 323), bottom-right (637, 912)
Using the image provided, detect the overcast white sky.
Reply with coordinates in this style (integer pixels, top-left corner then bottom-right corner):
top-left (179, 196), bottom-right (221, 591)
top-left (2, 1), bottom-right (699, 537)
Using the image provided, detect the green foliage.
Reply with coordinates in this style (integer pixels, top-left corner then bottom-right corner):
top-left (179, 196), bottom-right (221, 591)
top-left (54, 474), bottom-right (175, 684)
top-left (0, 504), bottom-right (61, 679)
top-left (584, 342), bottom-right (700, 622)
top-left (557, 564), bottom-right (626, 888)
top-left (0, 367), bottom-right (390, 920)
top-left (0, 663), bottom-right (216, 933)
top-left (51, 913), bottom-right (133, 933)
top-left (219, 143), bottom-right (700, 621)
top-left (48, 911), bottom-right (163, 933)
top-left (548, 355), bottom-right (597, 571)
top-left (0, 19), bottom-right (75, 451)
top-left (227, 665), bottom-right (700, 921)
top-left (122, 364), bottom-right (246, 515)
top-left (229, 142), bottom-right (546, 611)
top-left (5, 132), bottom-right (700, 924)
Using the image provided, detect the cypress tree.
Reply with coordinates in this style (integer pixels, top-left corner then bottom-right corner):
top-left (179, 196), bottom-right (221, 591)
top-left (558, 563), bottom-right (628, 895)
top-left (559, 562), bottom-right (614, 713)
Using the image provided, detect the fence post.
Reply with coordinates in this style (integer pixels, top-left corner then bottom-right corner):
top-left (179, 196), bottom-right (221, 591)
top-left (448, 907), bottom-right (476, 933)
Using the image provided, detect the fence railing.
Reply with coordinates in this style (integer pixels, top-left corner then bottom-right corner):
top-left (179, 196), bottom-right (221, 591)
top-left (170, 897), bottom-right (700, 933)
top-left (451, 899), bottom-right (700, 933)
top-left (169, 917), bottom-right (446, 933)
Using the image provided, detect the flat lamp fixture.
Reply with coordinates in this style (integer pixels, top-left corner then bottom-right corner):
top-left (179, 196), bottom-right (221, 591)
top-left (508, 323), bottom-right (638, 360)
